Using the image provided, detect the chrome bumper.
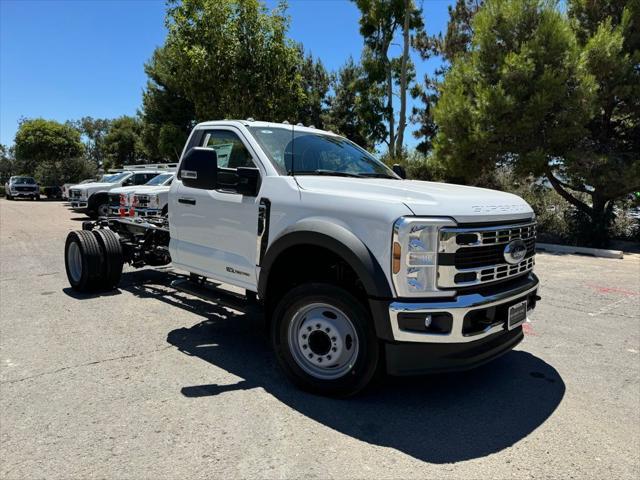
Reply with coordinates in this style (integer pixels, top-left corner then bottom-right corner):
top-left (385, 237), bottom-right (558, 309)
top-left (71, 201), bottom-right (87, 209)
top-left (389, 274), bottom-right (539, 343)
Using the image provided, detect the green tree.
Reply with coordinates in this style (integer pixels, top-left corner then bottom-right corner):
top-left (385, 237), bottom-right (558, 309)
top-left (14, 118), bottom-right (84, 176)
top-left (34, 157), bottom-right (97, 187)
top-left (432, 0), bottom-right (640, 246)
top-left (140, 45), bottom-right (196, 161)
top-left (354, 0), bottom-right (425, 158)
top-left (296, 52), bottom-right (331, 129)
top-left (72, 117), bottom-right (111, 167)
top-left (103, 116), bottom-right (144, 168)
top-left (412, 0), bottom-right (484, 154)
top-left (147, 0), bottom-right (307, 123)
top-left (323, 57), bottom-right (385, 150)
top-left (0, 144), bottom-right (15, 187)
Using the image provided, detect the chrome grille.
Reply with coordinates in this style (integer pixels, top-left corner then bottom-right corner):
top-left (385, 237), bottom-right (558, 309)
top-left (108, 193), bottom-right (120, 207)
top-left (438, 221), bottom-right (536, 288)
top-left (69, 189), bottom-right (82, 199)
top-left (135, 194), bottom-right (150, 207)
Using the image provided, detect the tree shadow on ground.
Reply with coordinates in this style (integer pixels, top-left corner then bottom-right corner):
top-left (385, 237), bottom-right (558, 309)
top-left (79, 268), bottom-right (566, 464)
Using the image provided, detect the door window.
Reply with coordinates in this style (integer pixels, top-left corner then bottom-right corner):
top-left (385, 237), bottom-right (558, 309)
top-left (203, 130), bottom-right (255, 170)
top-left (201, 130), bottom-right (257, 188)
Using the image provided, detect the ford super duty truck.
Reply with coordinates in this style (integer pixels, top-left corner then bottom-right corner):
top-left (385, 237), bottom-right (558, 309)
top-left (63, 120), bottom-right (540, 396)
top-left (68, 165), bottom-right (176, 218)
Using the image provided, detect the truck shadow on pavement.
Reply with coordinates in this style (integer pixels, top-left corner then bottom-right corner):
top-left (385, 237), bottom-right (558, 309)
top-left (119, 269), bottom-right (566, 464)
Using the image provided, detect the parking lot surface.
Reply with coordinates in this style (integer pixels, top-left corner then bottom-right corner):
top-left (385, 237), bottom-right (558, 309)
top-left (1, 198), bottom-right (639, 479)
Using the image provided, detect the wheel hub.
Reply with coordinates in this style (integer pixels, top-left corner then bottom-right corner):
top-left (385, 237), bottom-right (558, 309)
top-left (288, 303), bottom-right (359, 380)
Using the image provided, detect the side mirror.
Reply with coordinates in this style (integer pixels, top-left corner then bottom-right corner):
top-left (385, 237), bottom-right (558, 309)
top-left (179, 147), bottom-right (218, 190)
top-left (392, 164), bottom-right (407, 179)
top-left (236, 167), bottom-right (260, 196)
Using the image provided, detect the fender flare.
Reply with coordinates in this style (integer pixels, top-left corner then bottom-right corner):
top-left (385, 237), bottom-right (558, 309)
top-left (258, 219), bottom-right (392, 300)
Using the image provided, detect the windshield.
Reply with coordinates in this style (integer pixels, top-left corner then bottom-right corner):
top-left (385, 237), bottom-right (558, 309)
top-left (144, 173), bottom-right (173, 186)
top-left (99, 172), bottom-right (130, 183)
top-left (248, 127), bottom-right (397, 178)
top-left (12, 177), bottom-right (36, 184)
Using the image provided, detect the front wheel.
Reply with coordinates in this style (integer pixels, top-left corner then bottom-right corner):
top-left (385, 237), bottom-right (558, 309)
top-left (272, 283), bottom-right (380, 396)
top-left (89, 202), bottom-right (109, 219)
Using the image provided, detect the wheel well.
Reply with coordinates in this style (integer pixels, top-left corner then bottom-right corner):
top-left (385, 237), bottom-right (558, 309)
top-left (264, 245), bottom-right (367, 317)
top-left (88, 191), bottom-right (109, 210)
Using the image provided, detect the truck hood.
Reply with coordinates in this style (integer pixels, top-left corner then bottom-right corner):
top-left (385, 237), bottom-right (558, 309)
top-left (295, 177), bottom-right (533, 223)
top-left (109, 185), bottom-right (139, 195)
top-left (131, 185), bottom-right (170, 195)
top-left (72, 182), bottom-right (118, 193)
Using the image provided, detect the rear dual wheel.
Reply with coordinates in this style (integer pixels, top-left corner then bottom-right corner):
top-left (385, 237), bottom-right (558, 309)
top-left (64, 229), bottom-right (123, 292)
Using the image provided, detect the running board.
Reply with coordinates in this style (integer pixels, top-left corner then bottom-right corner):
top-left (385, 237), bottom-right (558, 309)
top-left (171, 278), bottom-right (258, 312)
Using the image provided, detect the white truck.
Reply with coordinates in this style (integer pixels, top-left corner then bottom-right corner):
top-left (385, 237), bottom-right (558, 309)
top-left (63, 120), bottom-right (540, 396)
top-left (108, 172), bottom-right (175, 217)
top-left (68, 166), bottom-right (175, 218)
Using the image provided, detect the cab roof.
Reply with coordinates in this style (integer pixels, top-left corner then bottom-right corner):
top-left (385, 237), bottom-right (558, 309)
top-left (194, 120), bottom-right (340, 137)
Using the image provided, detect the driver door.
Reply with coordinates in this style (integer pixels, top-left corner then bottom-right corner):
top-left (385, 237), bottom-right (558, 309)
top-left (170, 127), bottom-right (262, 290)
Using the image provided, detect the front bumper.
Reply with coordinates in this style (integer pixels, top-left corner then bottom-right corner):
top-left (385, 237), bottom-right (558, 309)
top-left (10, 190), bottom-right (38, 197)
top-left (71, 201), bottom-right (88, 209)
top-left (369, 273), bottom-right (539, 375)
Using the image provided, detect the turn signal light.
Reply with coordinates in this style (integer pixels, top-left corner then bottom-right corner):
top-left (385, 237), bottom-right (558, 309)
top-left (392, 242), bottom-right (401, 274)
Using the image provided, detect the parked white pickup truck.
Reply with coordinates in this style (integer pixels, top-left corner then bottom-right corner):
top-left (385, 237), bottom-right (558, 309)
top-left (109, 172), bottom-right (175, 217)
top-left (69, 169), bottom-right (167, 218)
top-left (64, 120), bottom-right (540, 396)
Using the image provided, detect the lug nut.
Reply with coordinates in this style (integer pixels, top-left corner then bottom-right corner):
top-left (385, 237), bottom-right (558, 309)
top-left (332, 347), bottom-right (337, 352)
top-left (316, 323), bottom-right (321, 329)
top-left (307, 326), bottom-right (312, 331)
top-left (326, 355), bottom-right (332, 360)
top-left (302, 334), bottom-right (307, 339)
top-left (331, 336), bottom-right (337, 341)
top-left (308, 353), bottom-right (313, 358)
top-left (302, 344), bottom-right (307, 350)
top-left (325, 328), bottom-right (330, 332)
top-left (317, 357), bottom-right (323, 362)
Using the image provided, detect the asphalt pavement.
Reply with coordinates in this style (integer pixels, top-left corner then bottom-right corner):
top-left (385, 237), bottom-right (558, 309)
top-left (1, 198), bottom-right (638, 479)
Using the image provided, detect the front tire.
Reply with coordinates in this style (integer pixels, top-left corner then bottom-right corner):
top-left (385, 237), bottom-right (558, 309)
top-left (272, 283), bottom-right (379, 396)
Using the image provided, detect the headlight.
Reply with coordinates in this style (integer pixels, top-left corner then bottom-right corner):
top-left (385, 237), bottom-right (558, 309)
top-left (391, 217), bottom-right (456, 297)
top-left (148, 194), bottom-right (159, 208)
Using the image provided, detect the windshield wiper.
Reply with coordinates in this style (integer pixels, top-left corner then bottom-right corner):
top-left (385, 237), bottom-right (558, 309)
top-left (294, 169), bottom-right (364, 178)
top-left (359, 173), bottom-right (398, 179)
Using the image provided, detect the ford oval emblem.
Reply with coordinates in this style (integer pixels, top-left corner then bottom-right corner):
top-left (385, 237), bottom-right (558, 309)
top-left (504, 239), bottom-right (527, 265)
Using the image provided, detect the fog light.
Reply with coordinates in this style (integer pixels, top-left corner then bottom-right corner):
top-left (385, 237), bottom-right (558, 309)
top-left (424, 314), bottom-right (432, 328)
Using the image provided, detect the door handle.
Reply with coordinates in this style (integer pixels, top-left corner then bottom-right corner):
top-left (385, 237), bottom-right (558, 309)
top-left (178, 197), bottom-right (196, 205)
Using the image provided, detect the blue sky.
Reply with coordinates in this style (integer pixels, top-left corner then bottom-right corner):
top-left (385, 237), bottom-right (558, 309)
top-left (0, 0), bottom-right (454, 148)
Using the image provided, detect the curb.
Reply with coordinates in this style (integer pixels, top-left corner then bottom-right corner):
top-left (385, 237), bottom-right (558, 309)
top-left (536, 243), bottom-right (624, 259)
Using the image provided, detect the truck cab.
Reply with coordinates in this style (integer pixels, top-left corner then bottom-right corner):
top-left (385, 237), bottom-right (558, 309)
top-left (65, 120), bottom-right (540, 396)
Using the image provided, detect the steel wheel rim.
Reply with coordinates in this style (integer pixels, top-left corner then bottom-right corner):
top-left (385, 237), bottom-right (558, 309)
top-left (287, 302), bottom-right (359, 380)
top-left (67, 241), bottom-right (82, 283)
top-left (98, 203), bottom-right (109, 217)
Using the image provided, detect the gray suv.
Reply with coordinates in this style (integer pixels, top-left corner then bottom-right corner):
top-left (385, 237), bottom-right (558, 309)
top-left (5, 176), bottom-right (40, 200)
